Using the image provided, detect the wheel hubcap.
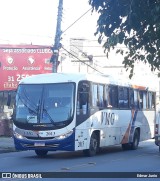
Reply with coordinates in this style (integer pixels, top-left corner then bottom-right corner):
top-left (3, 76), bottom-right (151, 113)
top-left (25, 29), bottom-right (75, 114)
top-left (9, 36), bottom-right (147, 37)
top-left (91, 139), bottom-right (97, 151)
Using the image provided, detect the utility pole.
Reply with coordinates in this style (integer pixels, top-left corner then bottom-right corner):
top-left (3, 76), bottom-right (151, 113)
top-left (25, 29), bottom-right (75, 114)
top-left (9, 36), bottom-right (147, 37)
top-left (50, 0), bottom-right (63, 73)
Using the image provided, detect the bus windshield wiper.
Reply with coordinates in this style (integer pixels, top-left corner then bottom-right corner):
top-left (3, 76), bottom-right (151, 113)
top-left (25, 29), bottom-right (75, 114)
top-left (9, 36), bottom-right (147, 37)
top-left (43, 108), bottom-right (57, 126)
top-left (17, 93), bottom-right (38, 115)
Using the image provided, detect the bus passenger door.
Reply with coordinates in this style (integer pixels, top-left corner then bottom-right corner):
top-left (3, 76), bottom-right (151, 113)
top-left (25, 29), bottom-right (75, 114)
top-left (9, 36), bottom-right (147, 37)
top-left (75, 81), bottom-right (90, 151)
top-left (76, 81), bottom-right (90, 121)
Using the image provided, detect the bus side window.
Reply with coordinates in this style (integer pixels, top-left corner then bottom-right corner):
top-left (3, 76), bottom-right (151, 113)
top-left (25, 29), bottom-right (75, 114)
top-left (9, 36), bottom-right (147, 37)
top-left (139, 91), bottom-right (143, 109)
top-left (134, 90), bottom-right (139, 109)
top-left (152, 93), bottom-right (155, 109)
top-left (123, 87), bottom-right (129, 108)
top-left (118, 87), bottom-right (129, 109)
top-left (118, 87), bottom-right (124, 108)
top-left (129, 88), bottom-right (134, 109)
top-left (148, 92), bottom-right (155, 109)
top-left (143, 91), bottom-right (147, 109)
top-left (78, 84), bottom-right (90, 115)
top-left (105, 85), bottom-right (109, 107)
top-left (148, 92), bottom-right (152, 109)
top-left (92, 84), bottom-right (98, 107)
top-left (79, 92), bottom-right (88, 108)
top-left (109, 85), bottom-right (118, 108)
top-left (98, 84), bottom-right (105, 108)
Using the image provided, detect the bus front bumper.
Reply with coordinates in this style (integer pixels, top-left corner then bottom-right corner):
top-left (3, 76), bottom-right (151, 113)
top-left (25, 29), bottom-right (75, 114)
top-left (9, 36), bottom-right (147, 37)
top-left (13, 135), bottom-right (75, 152)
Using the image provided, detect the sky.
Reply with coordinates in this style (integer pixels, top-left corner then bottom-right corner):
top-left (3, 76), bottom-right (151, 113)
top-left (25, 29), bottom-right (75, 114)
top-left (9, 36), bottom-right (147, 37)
top-left (0, 0), bottom-right (99, 45)
top-left (0, 0), bottom-right (157, 83)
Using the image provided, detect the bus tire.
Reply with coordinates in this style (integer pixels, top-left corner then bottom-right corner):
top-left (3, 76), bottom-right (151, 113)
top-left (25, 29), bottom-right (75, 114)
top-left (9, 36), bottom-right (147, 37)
top-left (35, 150), bottom-right (48, 157)
top-left (83, 132), bottom-right (99, 157)
top-left (122, 143), bottom-right (130, 150)
top-left (130, 129), bottom-right (140, 150)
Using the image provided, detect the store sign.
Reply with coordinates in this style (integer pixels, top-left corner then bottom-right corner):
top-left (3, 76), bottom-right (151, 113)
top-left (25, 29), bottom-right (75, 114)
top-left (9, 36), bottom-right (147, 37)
top-left (0, 45), bottom-right (53, 91)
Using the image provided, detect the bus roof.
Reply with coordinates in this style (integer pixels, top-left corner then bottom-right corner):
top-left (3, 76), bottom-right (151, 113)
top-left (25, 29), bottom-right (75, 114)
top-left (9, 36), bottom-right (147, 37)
top-left (19, 73), bottom-right (155, 91)
top-left (20, 73), bottom-right (109, 84)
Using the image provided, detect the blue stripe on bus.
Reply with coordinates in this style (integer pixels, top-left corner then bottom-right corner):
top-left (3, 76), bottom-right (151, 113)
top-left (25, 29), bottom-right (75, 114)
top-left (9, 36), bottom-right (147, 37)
top-left (129, 110), bottom-right (138, 143)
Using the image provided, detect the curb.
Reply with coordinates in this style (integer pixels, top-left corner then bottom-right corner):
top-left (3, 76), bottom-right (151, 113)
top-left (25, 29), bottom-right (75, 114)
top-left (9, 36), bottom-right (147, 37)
top-left (0, 148), bottom-right (16, 154)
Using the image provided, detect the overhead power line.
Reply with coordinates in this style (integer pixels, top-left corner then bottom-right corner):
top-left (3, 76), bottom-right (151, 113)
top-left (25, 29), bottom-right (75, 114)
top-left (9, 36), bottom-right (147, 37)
top-left (61, 46), bottom-right (103, 74)
top-left (62, 8), bottom-right (92, 34)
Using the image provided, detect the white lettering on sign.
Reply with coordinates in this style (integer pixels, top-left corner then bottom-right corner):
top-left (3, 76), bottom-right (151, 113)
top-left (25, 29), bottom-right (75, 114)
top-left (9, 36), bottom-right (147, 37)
top-left (3, 48), bottom-right (52, 54)
top-left (8, 76), bottom-right (14, 82)
top-left (44, 67), bottom-right (52, 70)
top-left (22, 67), bottom-right (40, 70)
top-left (3, 66), bottom-right (18, 70)
top-left (7, 74), bottom-right (33, 83)
top-left (16, 74), bottom-right (30, 82)
top-left (4, 82), bottom-right (18, 89)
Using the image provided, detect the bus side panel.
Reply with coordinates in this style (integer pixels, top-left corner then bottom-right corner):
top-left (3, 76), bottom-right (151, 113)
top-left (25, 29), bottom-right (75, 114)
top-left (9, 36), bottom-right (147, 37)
top-left (75, 129), bottom-right (89, 151)
top-left (75, 109), bottom-right (155, 150)
top-left (136, 110), bottom-right (155, 141)
top-left (155, 107), bottom-right (160, 146)
top-left (75, 109), bottom-right (132, 149)
top-left (121, 110), bottom-right (155, 143)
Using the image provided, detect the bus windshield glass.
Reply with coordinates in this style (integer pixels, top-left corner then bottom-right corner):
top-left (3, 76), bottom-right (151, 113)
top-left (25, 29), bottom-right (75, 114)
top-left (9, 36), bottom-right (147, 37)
top-left (14, 83), bottom-right (75, 127)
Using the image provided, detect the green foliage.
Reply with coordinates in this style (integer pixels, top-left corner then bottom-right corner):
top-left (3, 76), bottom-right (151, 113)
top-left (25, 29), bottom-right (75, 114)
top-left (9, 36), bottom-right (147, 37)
top-left (89, 0), bottom-right (160, 77)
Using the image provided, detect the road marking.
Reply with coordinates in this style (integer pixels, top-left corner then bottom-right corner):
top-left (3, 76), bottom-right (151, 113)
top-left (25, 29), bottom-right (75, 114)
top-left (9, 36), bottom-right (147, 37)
top-left (59, 162), bottom-right (96, 171)
top-left (56, 152), bottom-right (160, 172)
top-left (61, 167), bottom-right (70, 171)
top-left (110, 158), bottom-right (125, 162)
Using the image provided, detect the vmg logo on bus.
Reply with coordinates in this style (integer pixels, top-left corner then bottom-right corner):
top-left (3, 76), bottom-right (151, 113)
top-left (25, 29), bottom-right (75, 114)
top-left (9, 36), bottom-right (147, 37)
top-left (101, 112), bottom-right (116, 125)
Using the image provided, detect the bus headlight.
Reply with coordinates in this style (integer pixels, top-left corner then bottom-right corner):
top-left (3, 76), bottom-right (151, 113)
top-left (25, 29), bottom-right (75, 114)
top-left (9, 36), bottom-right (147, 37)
top-left (55, 130), bottom-right (73, 140)
top-left (13, 131), bottom-right (25, 139)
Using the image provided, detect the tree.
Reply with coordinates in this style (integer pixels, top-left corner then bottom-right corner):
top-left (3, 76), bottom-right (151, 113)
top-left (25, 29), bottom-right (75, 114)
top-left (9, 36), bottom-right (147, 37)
top-left (89, 0), bottom-right (160, 78)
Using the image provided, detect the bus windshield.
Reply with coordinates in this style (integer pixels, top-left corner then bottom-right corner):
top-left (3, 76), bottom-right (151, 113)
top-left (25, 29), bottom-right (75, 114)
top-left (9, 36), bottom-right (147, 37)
top-left (14, 83), bottom-right (75, 128)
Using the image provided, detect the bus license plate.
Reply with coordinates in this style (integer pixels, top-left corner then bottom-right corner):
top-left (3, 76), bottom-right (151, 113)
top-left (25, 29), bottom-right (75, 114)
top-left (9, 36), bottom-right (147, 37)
top-left (34, 142), bottom-right (45, 147)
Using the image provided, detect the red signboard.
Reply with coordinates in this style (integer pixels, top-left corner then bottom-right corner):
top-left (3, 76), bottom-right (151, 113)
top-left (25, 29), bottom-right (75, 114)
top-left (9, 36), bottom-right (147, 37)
top-left (0, 44), bottom-right (53, 91)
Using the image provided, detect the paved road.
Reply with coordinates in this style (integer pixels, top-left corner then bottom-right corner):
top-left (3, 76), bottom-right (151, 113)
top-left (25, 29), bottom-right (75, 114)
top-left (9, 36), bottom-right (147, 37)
top-left (0, 139), bottom-right (160, 181)
top-left (0, 137), bottom-right (15, 153)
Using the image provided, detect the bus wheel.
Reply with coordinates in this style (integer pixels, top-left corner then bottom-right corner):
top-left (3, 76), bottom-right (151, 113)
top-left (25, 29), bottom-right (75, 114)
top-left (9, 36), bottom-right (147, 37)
top-left (122, 143), bottom-right (130, 150)
top-left (83, 132), bottom-right (99, 157)
top-left (131, 129), bottom-right (140, 150)
top-left (35, 150), bottom-right (48, 157)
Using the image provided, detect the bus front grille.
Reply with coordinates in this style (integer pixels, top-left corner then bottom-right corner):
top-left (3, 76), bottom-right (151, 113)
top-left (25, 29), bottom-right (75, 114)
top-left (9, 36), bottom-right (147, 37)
top-left (21, 143), bottom-right (59, 148)
top-left (25, 137), bottom-right (55, 140)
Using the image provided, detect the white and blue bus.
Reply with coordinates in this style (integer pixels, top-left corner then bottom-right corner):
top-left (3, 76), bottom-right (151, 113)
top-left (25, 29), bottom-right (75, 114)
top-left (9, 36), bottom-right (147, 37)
top-left (12, 73), bottom-right (156, 156)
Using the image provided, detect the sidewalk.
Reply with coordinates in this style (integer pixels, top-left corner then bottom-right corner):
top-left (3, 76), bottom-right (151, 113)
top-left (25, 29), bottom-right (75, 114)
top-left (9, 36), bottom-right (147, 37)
top-left (0, 136), bottom-right (16, 153)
